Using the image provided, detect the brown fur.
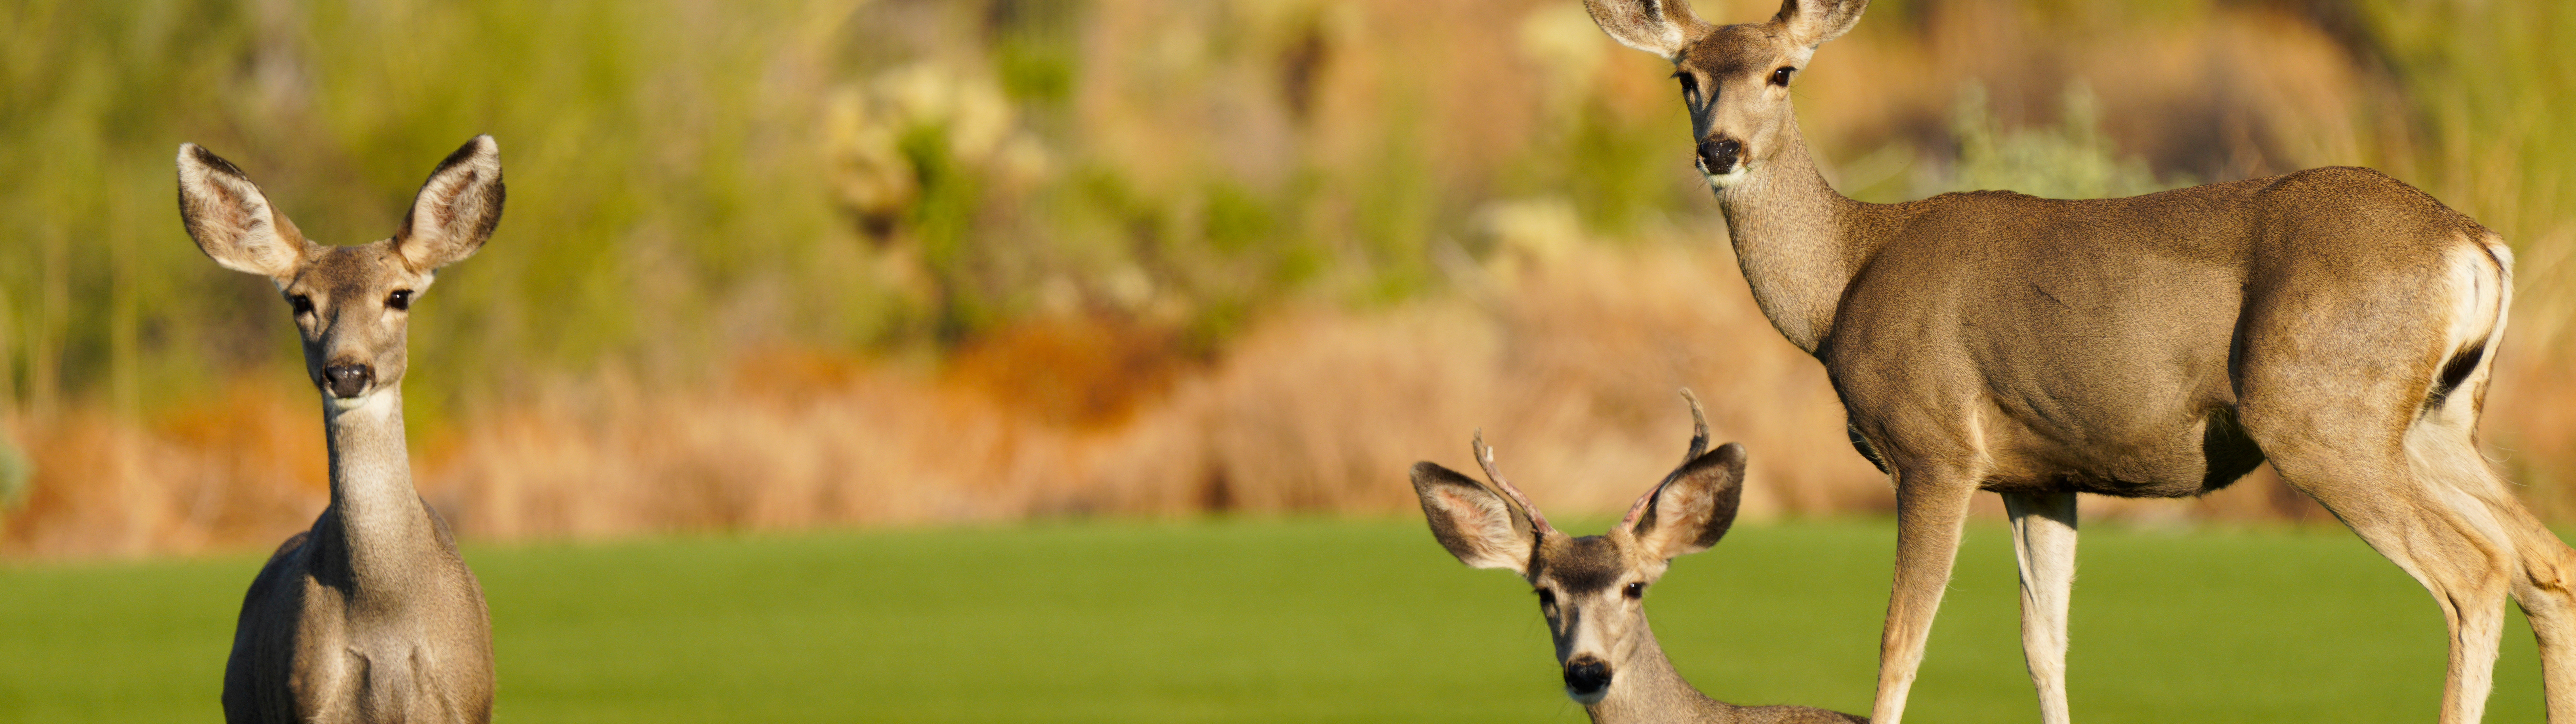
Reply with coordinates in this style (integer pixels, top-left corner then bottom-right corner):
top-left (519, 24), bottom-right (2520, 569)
top-left (180, 137), bottom-right (504, 724)
top-left (1585, 1), bottom-right (2576, 722)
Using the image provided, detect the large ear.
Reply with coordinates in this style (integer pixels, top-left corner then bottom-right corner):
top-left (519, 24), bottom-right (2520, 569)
top-left (1629, 442), bottom-right (1748, 561)
top-left (177, 143), bottom-right (316, 279)
top-left (1773, 0), bottom-right (1867, 49)
top-left (1411, 462), bottom-right (1536, 574)
top-left (393, 134), bottom-right (506, 271)
top-left (1583, 0), bottom-right (1711, 58)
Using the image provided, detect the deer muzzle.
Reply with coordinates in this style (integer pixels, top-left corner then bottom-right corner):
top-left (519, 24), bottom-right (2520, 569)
top-left (1562, 655), bottom-right (1613, 704)
top-left (1696, 137), bottom-right (1743, 176)
top-left (323, 363), bottom-right (374, 399)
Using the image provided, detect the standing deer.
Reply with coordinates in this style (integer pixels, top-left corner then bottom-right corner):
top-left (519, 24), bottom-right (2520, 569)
top-left (179, 136), bottom-right (503, 723)
top-left (1411, 392), bottom-right (1867, 724)
top-left (1577, 0), bottom-right (2573, 722)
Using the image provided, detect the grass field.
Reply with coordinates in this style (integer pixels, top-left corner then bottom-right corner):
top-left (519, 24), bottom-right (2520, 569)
top-left (0, 517), bottom-right (2553, 722)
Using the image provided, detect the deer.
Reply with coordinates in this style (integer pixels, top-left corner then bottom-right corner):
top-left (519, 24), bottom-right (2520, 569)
top-left (1410, 392), bottom-right (1869, 724)
top-left (1575, 0), bottom-right (2574, 722)
top-left (178, 136), bottom-right (503, 723)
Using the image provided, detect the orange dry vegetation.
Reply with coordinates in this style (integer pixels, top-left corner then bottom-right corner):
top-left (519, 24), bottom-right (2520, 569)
top-left (9, 226), bottom-right (2402, 556)
top-left (5, 0), bottom-right (2572, 557)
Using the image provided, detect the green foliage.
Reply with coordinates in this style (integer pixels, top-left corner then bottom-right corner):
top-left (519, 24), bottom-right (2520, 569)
top-left (0, 0), bottom-right (851, 421)
top-left (7, 0), bottom-right (2569, 427)
top-left (2362, 0), bottom-right (2576, 246)
top-left (0, 519), bottom-right (2550, 722)
top-left (1938, 83), bottom-right (2181, 199)
top-left (0, 436), bottom-right (25, 528)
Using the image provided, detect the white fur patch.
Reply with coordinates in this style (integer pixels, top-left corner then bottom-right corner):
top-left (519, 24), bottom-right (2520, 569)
top-left (2439, 243), bottom-right (2502, 361)
top-left (1702, 162), bottom-right (1752, 189)
top-left (329, 388), bottom-right (393, 414)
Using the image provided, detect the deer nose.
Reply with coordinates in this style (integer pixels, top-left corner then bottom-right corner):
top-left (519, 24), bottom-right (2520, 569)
top-left (1563, 656), bottom-right (1613, 699)
top-left (1697, 137), bottom-right (1743, 174)
top-left (323, 364), bottom-right (373, 398)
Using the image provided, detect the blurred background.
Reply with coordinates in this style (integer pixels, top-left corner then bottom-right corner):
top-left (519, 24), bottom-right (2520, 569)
top-left (3, 0), bottom-right (2573, 557)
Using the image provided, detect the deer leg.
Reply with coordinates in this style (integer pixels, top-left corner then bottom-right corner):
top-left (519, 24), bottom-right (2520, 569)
top-left (2005, 490), bottom-right (2079, 724)
top-left (2412, 418), bottom-right (2576, 722)
top-left (2492, 496), bottom-right (2576, 723)
top-left (2271, 450), bottom-right (2512, 724)
top-left (1872, 468), bottom-right (1981, 724)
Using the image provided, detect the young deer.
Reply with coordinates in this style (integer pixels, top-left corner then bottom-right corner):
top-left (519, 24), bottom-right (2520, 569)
top-left (1410, 393), bottom-right (1866, 724)
top-left (1581, 1), bottom-right (2572, 723)
top-left (179, 136), bottom-right (503, 723)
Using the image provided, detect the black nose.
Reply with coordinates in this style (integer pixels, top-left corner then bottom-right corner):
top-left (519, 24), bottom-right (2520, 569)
top-left (323, 364), bottom-right (373, 398)
top-left (1696, 137), bottom-right (1743, 174)
top-left (1564, 658), bottom-right (1613, 697)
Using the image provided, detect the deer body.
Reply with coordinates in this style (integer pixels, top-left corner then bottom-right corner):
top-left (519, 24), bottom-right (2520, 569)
top-left (1411, 395), bottom-right (1867, 724)
top-left (1753, 134), bottom-right (2483, 500)
top-left (1582, 1), bottom-right (2574, 723)
top-left (181, 137), bottom-right (505, 724)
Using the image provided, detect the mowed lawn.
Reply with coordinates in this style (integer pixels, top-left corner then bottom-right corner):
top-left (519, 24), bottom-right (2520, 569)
top-left (0, 518), bottom-right (2551, 723)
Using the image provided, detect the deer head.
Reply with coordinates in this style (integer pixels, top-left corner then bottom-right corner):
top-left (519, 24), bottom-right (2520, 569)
top-left (1410, 392), bottom-right (1749, 705)
top-left (1584, 0), bottom-right (1866, 187)
top-left (177, 136), bottom-right (504, 409)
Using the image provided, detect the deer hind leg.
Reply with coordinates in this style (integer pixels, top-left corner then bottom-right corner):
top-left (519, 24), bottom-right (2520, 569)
top-left (2411, 345), bottom-right (2576, 720)
top-left (2004, 490), bottom-right (2078, 724)
top-left (2263, 438), bottom-right (2515, 724)
top-left (2428, 426), bottom-right (2576, 723)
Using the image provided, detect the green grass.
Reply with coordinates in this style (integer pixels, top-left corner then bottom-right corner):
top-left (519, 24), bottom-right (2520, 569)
top-left (0, 518), bottom-right (2553, 722)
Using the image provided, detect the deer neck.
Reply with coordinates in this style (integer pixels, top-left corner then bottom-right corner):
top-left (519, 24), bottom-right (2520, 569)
top-left (320, 386), bottom-right (439, 585)
top-left (1712, 118), bottom-right (1873, 356)
top-left (1584, 620), bottom-right (1735, 724)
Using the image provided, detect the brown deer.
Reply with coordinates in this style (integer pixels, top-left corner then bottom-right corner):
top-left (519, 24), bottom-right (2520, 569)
top-left (1411, 392), bottom-right (1867, 724)
top-left (1578, 0), bottom-right (2573, 722)
top-left (179, 136), bottom-right (503, 723)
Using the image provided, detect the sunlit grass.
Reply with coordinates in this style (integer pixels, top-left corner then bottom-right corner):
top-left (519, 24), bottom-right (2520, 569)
top-left (0, 518), bottom-right (2551, 722)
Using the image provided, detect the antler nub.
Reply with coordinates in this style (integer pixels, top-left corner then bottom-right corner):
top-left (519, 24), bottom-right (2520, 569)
top-left (1678, 388), bottom-right (1710, 464)
top-left (1624, 389), bottom-right (1714, 527)
top-left (1472, 430), bottom-right (1555, 540)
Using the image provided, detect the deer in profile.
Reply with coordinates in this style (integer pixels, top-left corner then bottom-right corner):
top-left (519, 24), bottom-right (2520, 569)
top-left (178, 136), bottom-right (503, 723)
top-left (1411, 392), bottom-right (1867, 724)
top-left (1578, 0), bottom-right (2572, 722)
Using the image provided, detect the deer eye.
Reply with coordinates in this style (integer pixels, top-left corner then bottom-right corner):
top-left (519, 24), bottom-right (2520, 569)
top-left (1536, 589), bottom-right (1558, 608)
top-left (287, 295), bottom-right (315, 315)
top-left (1623, 582), bottom-right (1646, 599)
top-left (1769, 66), bottom-right (1794, 87)
top-left (387, 290), bottom-right (413, 311)
top-left (1672, 71), bottom-right (1700, 103)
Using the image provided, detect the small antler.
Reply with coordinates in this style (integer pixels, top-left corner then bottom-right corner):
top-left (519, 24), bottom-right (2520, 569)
top-left (1623, 389), bottom-right (1713, 527)
top-left (1677, 388), bottom-right (1710, 464)
top-left (1472, 430), bottom-right (1555, 540)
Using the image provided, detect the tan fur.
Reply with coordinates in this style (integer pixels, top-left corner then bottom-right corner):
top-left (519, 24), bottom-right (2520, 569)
top-left (1410, 396), bottom-right (1866, 724)
top-left (1582, 1), bottom-right (2576, 722)
top-left (180, 137), bottom-right (504, 724)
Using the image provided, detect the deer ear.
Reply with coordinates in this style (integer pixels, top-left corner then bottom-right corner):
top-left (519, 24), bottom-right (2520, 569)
top-left (177, 143), bottom-right (317, 280)
top-left (1630, 442), bottom-right (1748, 561)
top-left (1411, 462), bottom-right (1536, 575)
top-left (394, 135), bottom-right (506, 271)
top-left (1773, 0), bottom-right (1867, 48)
top-left (1583, 0), bottom-right (1710, 58)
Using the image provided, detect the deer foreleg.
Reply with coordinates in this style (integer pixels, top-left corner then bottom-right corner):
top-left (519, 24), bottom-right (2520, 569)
top-left (1873, 470), bottom-right (1980, 724)
top-left (2006, 490), bottom-right (2079, 724)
